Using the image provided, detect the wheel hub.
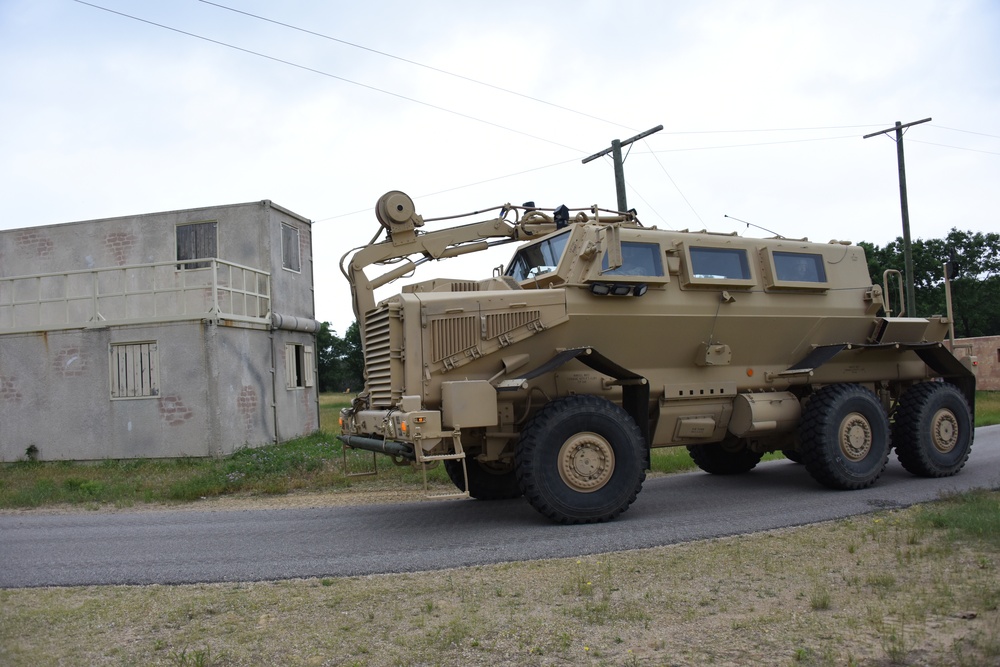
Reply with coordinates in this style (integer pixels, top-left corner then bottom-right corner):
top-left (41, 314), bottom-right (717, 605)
top-left (557, 432), bottom-right (615, 493)
top-left (930, 408), bottom-right (959, 453)
top-left (839, 412), bottom-right (872, 462)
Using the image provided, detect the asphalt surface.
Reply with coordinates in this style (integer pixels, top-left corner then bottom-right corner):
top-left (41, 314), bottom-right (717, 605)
top-left (2, 425), bottom-right (998, 589)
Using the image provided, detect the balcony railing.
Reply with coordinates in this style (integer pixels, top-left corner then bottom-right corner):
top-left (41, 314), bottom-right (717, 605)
top-left (0, 259), bottom-right (271, 334)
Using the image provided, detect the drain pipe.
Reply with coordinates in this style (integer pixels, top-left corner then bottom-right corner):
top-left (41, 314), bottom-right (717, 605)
top-left (268, 327), bottom-right (280, 444)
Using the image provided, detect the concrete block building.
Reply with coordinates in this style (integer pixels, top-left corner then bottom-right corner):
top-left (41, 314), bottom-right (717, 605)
top-left (0, 201), bottom-right (319, 461)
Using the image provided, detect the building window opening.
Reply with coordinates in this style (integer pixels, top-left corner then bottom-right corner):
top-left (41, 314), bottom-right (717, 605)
top-left (110, 341), bottom-right (159, 399)
top-left (285, 343), bottom-right (314, 389)
top-left (281, 223), bottom-right (301, 272)
top-left (176, 221), bottom-right (218, 269)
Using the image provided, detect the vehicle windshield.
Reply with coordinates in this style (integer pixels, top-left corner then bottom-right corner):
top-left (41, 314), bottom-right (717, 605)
top-left (504, 230), bottom-right (571, 281)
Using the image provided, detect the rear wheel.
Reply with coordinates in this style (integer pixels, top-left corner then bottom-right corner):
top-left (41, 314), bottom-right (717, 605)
top-left (687, 436), bottom-right (763, 474)
top-left (444, 458), bottom-right (522, 500)
top-left (893, 382), bottom-right (973, 477)
top-left (799, 384), bottom-right (890, 490)
top-left (515, 395), bottom-right (645, 524)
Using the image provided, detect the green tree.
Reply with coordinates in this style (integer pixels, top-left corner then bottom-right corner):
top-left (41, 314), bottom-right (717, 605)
top-left (859, 229), bottom-right (1000, 337)
top-left (316, 321), bottom-right (364, 392)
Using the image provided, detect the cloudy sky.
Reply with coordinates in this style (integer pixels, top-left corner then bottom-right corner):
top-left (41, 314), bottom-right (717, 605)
top-left (2, 0), bottom-right (998, 333)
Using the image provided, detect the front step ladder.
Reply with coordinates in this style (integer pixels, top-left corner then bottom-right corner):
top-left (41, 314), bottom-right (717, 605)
top-left (416, 434), bottom-right (469, 500)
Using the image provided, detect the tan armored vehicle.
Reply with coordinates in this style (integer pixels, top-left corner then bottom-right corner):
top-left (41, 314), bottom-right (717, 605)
top-left (338, 191), bottom-right (976, 523)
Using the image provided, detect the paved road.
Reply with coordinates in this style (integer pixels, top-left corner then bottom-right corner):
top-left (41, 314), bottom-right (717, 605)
top-left (2, 425), bottom-right (998, 589)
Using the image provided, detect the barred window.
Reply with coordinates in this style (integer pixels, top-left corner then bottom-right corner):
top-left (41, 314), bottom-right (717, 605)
top-left (110, 342), bottom-right (159, 399)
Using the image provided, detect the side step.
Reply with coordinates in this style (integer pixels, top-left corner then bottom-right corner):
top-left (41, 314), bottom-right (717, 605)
top-left (416, 435), bottom-right (470, 500)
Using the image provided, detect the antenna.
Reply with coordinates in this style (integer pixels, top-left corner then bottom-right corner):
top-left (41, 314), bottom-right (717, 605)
top-left (724, 214), bottom-right (782, 238)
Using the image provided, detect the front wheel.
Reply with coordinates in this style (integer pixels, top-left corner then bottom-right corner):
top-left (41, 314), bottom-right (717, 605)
top-left (893, 382), bottom-right (973, 477)
top-left (515, 395), bottom-right (646, 524)
top-left (799, 384), bottom-right (890, 490)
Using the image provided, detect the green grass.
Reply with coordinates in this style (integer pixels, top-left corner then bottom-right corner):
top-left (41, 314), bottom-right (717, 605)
top-left (0, 393), bottom-right (451, 509)
top-left (975, 389), bottom-right (1000, 427)
top-left (2, 391), bottom-right (997, 510)
top-left (915, 488), bottom-right (1000, 548)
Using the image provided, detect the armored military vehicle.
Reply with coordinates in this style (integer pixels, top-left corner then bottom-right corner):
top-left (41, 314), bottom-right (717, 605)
top-left (338, 191), bottom-right (976, 523)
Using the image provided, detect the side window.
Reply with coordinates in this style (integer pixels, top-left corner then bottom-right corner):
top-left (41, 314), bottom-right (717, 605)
top-left (602, 242), bottom-right (664, 277)
top-left (176, 222), bottom-right (217, 270)
top-left (281, 223), bottom-right (301, 273)
top-left (690, 247), bottom-right (751, 279)
top-left (110, 341), bottom-right (159, 399)
top-left (773, 251), bottom-right (827, 283)
top-left (285, 343), bottom-right (314, 389)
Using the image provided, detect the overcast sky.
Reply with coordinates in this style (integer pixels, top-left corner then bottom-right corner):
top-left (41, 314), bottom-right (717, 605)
top-left (2, 0), bottom-right (998, 334)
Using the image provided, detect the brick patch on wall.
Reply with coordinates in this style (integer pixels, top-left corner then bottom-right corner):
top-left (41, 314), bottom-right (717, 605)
top-left (158, 395), bottom-right (193, 426)
top-left (52, 347), bottom-right (88, 377)
top-left (104, 231), bottom-right (137, 266)
top-left (15, 230), bottom-right (54, 258)
top-left (0, 376), bottom-right (22, 403)
top-left (237, 385), bottom-right (258, 433)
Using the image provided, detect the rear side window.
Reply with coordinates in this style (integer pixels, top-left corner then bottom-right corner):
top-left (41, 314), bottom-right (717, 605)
top-left (690, 247), bottom-right (751, 280)
top-left (773, 251), bottom-right (827, 283)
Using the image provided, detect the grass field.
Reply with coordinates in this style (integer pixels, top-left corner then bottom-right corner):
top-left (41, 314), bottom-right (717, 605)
top-left (1, 391), bottom-right (997, 510)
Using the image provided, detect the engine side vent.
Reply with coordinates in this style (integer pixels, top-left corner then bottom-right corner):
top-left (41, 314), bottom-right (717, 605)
top-left (432, 315), bottom-right (478, 362)
top-left (449, 281), bottom-right (480, 292)
top-left (485, 310), bottom-right (540, 340)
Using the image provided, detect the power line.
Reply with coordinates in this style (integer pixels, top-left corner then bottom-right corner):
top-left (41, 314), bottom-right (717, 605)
top-left (930, 125), bottom-right (1000, 140)
top-left (71, 0), bottom-right (585, 154)
top-left (198, 0), bottom-right (637, 133)
top-left (908, 139), bottom-right (1000, 156)
top-left (643, 133), bottom-right (860, 153)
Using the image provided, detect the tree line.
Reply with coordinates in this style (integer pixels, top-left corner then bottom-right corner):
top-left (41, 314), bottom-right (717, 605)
top-left (860, 228), bottom-right (1000, 338)
top-left (315, 229), bottom-right (999, 393)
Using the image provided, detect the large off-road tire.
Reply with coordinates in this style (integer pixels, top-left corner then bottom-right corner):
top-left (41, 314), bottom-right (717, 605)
top-left (514, 395), bottom-right (646, 524)
top-left (799, 384), bottom-right (890, 490)
top-left (893, 382), bottom-right (973, 478)
top-left (782, 449), bottom-right (803, 464)
top-left (444, 458), bottom-right (522, 500)
top-left (687, 437), bottom-right (763, 475)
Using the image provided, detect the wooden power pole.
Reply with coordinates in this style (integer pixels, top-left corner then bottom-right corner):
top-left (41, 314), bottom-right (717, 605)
top-left (583, 125), bottom-right (663, 212)
top-left (863, 117), bottom-right (932, 316)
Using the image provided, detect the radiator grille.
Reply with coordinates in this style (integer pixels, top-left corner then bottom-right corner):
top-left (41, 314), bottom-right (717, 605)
top-left (364, 306), bottom-right (397, 407)
top-left (431, 315), bottom-right (478, 362)
top-left (485, 310), bottom-right (540, 339)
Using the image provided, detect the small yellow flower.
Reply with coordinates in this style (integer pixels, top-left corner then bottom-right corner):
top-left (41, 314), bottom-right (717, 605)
top-left (584, 646), bottom-right (590, 652)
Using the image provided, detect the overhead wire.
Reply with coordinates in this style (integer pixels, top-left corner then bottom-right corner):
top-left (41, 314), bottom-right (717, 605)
top-left (71, 2), bottom-right (992, 227)
top-left (70, 0), bottom-right (585, 154)
top-left (197, 0), bottom-right (638, 134)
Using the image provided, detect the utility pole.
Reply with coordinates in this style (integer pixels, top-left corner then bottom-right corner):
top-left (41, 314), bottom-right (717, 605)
top-left (583, 125), bottom-right (663, 212)
top-left (863, 117), bottom-right (931, 316)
